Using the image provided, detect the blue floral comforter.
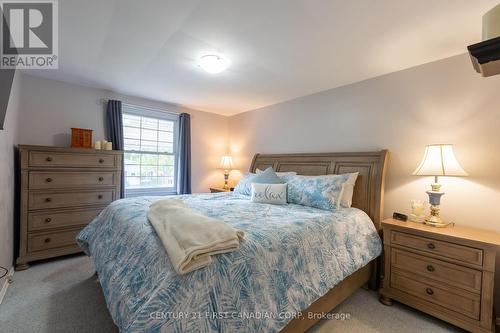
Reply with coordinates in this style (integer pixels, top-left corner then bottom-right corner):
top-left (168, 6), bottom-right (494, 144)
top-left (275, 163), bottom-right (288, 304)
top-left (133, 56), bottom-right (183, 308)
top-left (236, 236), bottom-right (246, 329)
top-left (76, 193), bottom-right (381, 333)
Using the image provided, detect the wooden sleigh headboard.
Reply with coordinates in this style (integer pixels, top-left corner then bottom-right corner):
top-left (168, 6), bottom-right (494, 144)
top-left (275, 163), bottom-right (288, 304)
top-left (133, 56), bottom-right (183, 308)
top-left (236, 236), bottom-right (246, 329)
top-left (249, 150), bottom-right (389, 230)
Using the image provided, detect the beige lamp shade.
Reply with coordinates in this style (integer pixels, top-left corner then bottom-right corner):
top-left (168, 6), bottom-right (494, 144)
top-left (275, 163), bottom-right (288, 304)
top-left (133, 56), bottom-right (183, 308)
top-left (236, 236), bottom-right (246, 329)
top-left (413, 144), bottom-right (468, 177)
top-left (483, 3), bottom-right (500, 40)
top-left (219, 156), bottom-right (233, 170)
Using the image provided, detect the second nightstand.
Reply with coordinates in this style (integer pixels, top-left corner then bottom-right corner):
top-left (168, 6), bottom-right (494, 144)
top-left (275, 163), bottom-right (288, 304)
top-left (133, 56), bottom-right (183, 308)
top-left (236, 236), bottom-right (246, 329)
top-left (210, 187), bottom-right (233, 193)
top-left (379, 218), bottom-right (500, 333)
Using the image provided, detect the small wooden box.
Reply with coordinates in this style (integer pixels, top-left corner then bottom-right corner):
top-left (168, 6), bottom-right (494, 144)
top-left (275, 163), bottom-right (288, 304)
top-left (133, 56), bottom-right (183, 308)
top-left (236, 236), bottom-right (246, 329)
top-left (71, 128), bottom-right (93, 148)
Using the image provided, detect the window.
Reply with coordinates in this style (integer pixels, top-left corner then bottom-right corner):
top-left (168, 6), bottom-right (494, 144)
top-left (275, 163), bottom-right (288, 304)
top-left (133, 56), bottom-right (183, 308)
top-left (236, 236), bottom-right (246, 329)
top-left (122, 105), bottom-right (179, 197)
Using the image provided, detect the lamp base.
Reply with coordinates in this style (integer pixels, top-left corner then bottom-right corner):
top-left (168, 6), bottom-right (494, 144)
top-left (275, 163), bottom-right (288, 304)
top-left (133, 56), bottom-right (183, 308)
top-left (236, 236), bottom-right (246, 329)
top-left (223, 171), bottom-right (230, 190)
top-left (424, 188), bottom-right (451, 227)
top-left (424, 215), bottom-right (453, 228)
top-left (424, 221), bottom-right (454, 228)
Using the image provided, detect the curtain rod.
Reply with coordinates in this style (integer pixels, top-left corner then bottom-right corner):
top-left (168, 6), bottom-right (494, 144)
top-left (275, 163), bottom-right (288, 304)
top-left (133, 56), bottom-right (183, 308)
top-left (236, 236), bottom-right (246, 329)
top-left (100, 98), bottom-right (181, 116)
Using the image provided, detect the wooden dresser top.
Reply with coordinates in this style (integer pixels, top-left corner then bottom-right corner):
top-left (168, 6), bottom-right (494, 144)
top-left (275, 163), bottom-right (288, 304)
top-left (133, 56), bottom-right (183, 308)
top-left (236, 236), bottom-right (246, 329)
top-left (382, 218), bottom-right (500, 247)
top-left (18, 144), bottom-right (123, 155)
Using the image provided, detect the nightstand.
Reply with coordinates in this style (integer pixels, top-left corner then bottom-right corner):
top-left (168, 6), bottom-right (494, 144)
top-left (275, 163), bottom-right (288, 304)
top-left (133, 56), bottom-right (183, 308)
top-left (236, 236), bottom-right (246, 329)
top-left (379, 218), bottom-right (500, 333)
top-left (210, 187), bottom-right (232, 193)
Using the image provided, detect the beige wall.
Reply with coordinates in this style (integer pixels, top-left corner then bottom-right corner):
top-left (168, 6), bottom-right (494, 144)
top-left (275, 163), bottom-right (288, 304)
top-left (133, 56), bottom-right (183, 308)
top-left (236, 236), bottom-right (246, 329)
top-left (0, 72), bottom-right (20, 286)
top-left (10, 54), bottom-right (500, 234)
top-left (17, 74), bottom-right (229, 193)
top-left (8, 53), bottom-right (500, 243)
top-left (228, 53), bottom-right (500, 232)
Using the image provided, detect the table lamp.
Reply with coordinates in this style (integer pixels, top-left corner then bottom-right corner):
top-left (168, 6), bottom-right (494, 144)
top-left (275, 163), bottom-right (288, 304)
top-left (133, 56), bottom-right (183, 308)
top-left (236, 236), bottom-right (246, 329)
top-left (219, 156), bottom-right (233, 190)
top-left (413, 144), bottom-right (468, 227)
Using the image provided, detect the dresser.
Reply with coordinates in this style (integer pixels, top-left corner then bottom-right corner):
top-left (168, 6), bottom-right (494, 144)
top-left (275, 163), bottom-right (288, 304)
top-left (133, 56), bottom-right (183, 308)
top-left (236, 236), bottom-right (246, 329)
top-left (379, 218), bottom-right (500, 333)
top-left (16, 145), bottom-right (123, 270)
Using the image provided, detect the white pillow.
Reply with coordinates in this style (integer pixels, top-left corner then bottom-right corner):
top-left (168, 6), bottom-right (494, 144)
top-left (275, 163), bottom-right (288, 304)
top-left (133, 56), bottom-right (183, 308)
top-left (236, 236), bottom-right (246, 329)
top-left (339, 172), bottom-right (359, 207)
top-left (251, 183), bottom-right (287, 205)
top-left (256, 168), bottom-right (297, 177)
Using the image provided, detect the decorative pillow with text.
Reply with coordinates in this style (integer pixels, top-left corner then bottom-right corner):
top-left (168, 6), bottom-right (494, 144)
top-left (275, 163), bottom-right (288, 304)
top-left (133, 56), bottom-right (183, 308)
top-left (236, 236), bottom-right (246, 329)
top-left (250, 183), bottom-right (287, 205)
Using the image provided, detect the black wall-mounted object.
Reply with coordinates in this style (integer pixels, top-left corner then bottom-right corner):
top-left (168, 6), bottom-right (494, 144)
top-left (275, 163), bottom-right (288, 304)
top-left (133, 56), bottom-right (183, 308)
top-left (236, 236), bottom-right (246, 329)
top-left (0, 66), bottom-right (15, 130)
top-left (468, 36), bottom-right (500, 77)
top-left (0, 11), bottom-right (17, 130)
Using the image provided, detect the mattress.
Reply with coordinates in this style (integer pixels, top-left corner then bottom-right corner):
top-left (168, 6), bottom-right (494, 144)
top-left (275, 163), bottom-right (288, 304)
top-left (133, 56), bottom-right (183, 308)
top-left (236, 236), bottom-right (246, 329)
top-left (76, 192), bottom-right (382, 333)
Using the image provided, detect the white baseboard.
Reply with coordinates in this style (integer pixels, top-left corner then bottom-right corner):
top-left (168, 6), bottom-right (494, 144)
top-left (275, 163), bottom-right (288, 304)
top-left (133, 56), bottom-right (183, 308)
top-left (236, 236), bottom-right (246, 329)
top-left (0, 267), bottom-right (14, 305)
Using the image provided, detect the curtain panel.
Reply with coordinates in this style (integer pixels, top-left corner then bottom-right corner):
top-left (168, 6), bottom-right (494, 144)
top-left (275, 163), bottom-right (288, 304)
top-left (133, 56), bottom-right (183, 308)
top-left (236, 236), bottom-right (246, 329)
top-left (105, 100), bottom-right (125, 198)
top-left (177, 113), bottom-right (191, 194)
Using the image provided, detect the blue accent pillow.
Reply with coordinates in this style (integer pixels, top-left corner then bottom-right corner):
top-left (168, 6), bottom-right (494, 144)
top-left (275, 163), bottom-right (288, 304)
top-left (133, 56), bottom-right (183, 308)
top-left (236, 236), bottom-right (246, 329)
top-left (233, 167), bottom-right (284, 196)
top-left (253, 167), bottom-right (284, 184)
top-left (282, 174), bottom-right (351, 210)
top-left (233, 173), bottom-right (256, 196)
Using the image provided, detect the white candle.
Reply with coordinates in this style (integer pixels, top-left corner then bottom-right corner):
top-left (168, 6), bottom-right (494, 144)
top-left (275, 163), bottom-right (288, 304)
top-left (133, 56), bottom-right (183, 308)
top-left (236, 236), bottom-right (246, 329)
top-left (105, 142), bottom-right (113, 150)
top-left (411, 200), bottom-right (425, 216)
top-left (94, 140), bottom-right (102, 150)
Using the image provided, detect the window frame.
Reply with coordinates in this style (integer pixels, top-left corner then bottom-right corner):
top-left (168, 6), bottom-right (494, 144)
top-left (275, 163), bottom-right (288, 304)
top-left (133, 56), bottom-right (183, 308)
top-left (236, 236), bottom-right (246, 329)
top-left (122, 105), bottom-right (179, 197)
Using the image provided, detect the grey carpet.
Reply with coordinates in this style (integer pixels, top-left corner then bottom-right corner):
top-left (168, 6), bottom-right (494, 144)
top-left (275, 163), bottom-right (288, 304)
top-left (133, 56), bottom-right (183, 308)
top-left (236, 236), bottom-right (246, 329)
top-left (0, 255), bottom-right (464, 333)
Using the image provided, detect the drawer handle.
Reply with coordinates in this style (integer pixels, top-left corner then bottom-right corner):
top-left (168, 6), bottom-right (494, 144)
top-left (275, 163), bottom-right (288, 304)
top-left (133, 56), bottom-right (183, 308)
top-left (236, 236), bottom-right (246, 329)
top-left (45, 218), bottom-right (52, 223)
top-left (45, 177), bottom-right (52, 183)
top-left (99, 158), bottom-right (104, 164)
top-left (46, 156), bottom-right (53, 162)
top-left (426, 288), bottom-right (434, 295)
top-left (44, 237), bottom-right (51, 243)
top-left (426, 265), bottom-right (435, 272)
top-left (427, 243), bottom-right (435, 250)
top-left (98, 177), bottom-right (104, 182)
top-left (98, 194), bottom-right (103, 199)
top-left (45, 197), bottom-right (52, 203)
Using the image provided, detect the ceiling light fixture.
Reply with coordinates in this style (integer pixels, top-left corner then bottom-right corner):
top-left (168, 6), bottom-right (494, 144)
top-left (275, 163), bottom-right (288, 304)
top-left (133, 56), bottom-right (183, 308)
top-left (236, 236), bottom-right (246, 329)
top-left (198, 54), bottom-right (230, 74)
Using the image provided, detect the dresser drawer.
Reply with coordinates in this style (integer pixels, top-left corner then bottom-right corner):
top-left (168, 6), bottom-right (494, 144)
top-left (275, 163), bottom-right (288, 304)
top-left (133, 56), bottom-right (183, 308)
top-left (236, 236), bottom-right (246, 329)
top-left (29, 171), bottom-right (116, 189)
top-left (29, 190), bottom-right (114, 210)
top-left (28, 207), bottom-right (103, 231)
top-left (391, 249), bottom-right (482, 293)
top-left (29, 151), bottom-right (116, 168)
top-left (391, 231), bottom-right (483, 266)
top-left (28, 228), bottom-right (81, 252)
top-left (391, 272), bottom-right (480, 320)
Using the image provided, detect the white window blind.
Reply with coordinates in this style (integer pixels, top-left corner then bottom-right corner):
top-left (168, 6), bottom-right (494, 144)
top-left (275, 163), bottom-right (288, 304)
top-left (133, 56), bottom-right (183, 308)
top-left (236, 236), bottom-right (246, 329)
top-left (122, 105), bottom-right (179, 197)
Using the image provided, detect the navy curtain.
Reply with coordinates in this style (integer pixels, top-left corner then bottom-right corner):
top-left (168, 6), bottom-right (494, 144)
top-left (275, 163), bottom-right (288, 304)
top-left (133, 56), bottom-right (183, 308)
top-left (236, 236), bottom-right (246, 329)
top-left (105, 100), bottom-right (125, 198)
top-left (177, 113), bottom-right (191, 194)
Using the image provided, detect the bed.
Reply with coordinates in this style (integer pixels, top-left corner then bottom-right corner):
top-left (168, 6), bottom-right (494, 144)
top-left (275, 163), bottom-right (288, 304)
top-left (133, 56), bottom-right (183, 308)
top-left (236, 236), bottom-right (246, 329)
top-left (77, 151), bottom-right (389, 333)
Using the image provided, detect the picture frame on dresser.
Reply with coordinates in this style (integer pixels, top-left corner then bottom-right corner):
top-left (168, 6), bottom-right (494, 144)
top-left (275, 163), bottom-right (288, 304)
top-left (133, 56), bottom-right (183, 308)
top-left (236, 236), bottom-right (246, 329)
top-left (15, 145), bottom-right (123, 270)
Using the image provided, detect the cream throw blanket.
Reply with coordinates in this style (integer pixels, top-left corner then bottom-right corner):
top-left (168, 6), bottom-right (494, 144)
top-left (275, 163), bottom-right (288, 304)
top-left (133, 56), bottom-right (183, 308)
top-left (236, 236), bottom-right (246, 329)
top-left (148, 199), bottom-right (244, 274)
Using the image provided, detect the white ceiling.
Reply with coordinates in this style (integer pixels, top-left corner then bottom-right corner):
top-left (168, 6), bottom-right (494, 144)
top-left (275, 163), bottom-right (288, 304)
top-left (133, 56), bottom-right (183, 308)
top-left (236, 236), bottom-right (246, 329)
top-left (27, 0), bottom-right (498, 116)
